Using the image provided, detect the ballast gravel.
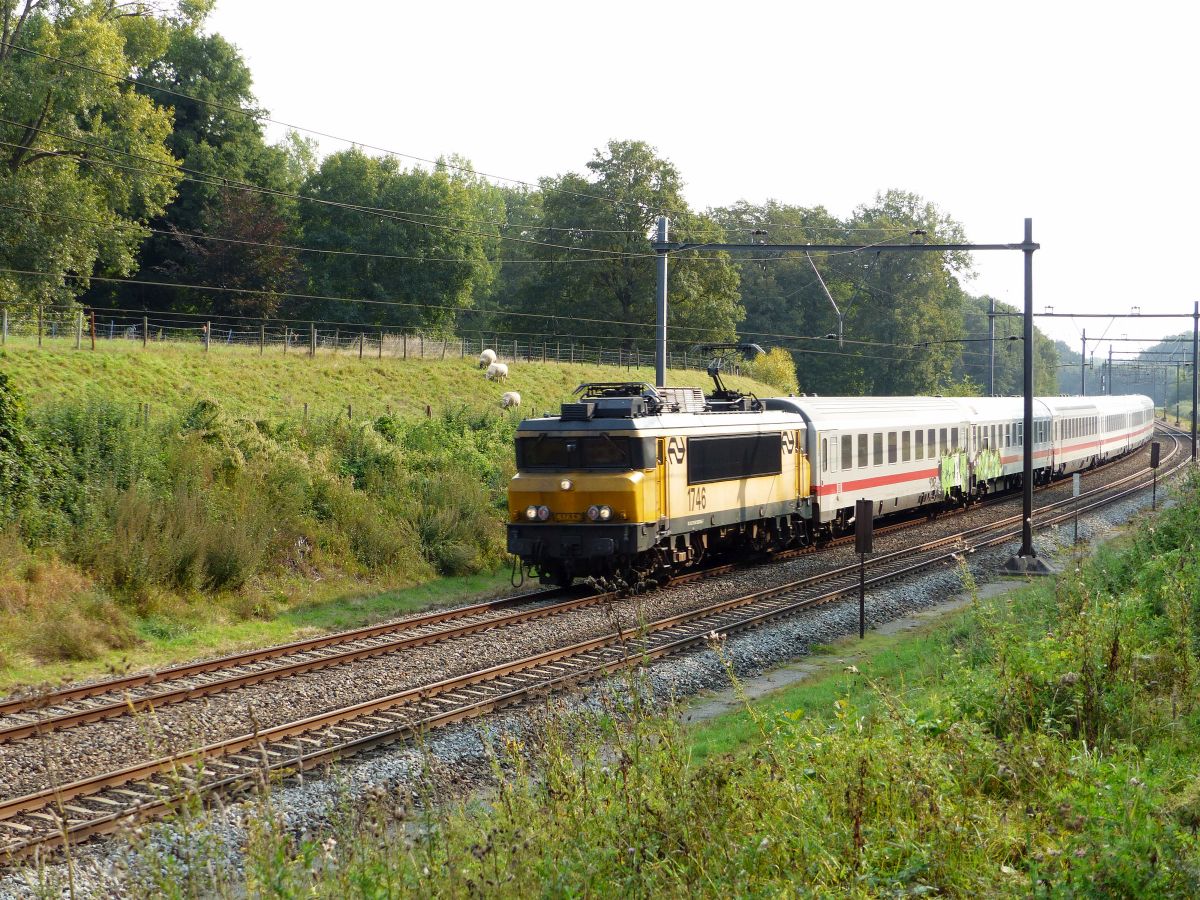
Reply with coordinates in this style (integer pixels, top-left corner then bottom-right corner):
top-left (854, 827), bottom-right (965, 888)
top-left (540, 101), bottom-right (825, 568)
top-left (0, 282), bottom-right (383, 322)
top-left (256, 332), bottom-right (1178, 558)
top-left (0, 462), bottom-right (1176, 898)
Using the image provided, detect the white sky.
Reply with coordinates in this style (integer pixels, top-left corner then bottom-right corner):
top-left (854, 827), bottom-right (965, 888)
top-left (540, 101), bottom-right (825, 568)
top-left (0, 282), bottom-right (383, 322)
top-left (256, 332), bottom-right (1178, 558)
top-left (207, 0), bottom-right (1198, 357)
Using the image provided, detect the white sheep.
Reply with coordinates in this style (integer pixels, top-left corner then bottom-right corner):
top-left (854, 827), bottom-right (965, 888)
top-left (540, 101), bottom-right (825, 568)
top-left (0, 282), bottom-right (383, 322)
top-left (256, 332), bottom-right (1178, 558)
top-left (478, 348), bottom-right (497, 369)
top-left (485, 361), bottom-right (509, 381)
top-left (500, 391), bottom-right (521, 410)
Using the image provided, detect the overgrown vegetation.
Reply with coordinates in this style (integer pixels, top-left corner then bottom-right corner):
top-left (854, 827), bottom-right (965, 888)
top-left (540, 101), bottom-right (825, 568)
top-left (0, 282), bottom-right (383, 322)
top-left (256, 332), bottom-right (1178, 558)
top-left (0, 351), bottom-right (773, 680)
top-left (112, 473), bottom-right (1200, 897)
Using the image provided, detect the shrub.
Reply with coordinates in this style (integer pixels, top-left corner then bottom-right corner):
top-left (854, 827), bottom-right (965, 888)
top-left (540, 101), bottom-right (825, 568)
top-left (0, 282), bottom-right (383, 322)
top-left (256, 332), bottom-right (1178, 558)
top-left (745, 347), bottom-right (800, 395)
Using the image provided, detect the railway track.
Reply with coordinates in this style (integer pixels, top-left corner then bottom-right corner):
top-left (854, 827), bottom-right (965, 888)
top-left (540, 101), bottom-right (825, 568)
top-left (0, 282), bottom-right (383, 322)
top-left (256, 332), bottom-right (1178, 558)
top-left (0, 425), bottom-right (1187, 863)
top-left (0, 428), bottom-right (1162, 743)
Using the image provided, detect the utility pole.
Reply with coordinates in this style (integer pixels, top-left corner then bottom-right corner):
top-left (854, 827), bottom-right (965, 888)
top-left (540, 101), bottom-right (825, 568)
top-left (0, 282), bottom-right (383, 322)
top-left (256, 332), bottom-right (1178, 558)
top-left (1002, 218), bottom-right (1051, 574)
top-left (1080, 328), bottom-right (1087, 396)
top-left (988, 296), bottom-right (996, 395)
top-left (654, 216), bottom-right (669, 387)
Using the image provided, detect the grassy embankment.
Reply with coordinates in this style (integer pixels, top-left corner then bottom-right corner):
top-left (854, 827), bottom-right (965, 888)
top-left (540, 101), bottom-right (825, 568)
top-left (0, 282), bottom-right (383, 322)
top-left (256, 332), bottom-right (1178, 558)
top-left (118, 472), bottom-right (1200, 897)
top-left (0, 335), bottom-right (772, 689)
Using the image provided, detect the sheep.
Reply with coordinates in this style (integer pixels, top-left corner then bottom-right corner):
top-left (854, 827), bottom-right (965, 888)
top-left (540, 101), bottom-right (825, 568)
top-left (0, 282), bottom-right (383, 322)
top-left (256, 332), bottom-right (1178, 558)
top-left (485, 361), bottom-right (509, 381)
top-left (500, 391), bottom-right (521, 410)
top-left (478, 348), bottom-right (497, 369)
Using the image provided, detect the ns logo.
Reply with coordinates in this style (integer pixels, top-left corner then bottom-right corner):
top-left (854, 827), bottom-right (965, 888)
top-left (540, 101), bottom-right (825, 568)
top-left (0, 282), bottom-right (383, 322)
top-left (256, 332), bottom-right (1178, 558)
top-left (666, 436), bottom-right (686, 464)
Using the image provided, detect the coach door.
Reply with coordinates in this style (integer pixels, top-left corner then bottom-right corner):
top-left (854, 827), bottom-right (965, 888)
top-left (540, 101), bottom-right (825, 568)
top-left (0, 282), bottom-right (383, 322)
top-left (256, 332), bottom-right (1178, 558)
top-left (656, 437), bottom-right (670, 531)
top-left (826, 431), bottom-right (842, 504)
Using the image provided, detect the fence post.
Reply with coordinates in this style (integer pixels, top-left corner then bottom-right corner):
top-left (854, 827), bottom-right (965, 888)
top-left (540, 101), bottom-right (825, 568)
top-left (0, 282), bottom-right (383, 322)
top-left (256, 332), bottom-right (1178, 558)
top-left (460, 338), bottom-right (465, 358)
top-left (260, 322), bottom-right (265, 355)
top-left (2, 306), bottom-right (7, 345)
top-left (204, 321), bottom-right (211, 352)
top-left (310, 323), bottom-right (316, 357)
top-left (378, 328), bottom-right (383, 359)
top-left (142, 316), bottom-right (148, 348)
top-left (333, 328), bottom-right (339, 354)
top-left (403, 333), bottom-right (408, 360)
top-left (420, 334), bottom-right (424, 358)
top-left (283, 327), bottom-right (289, 353)
top-left (347, 403), bottom-right (352, 421)
top-left (37, 304), bottom-right (43, 347)
top-left (90, 310), bottom-right (95, 350)
top-left (513, 339), bottom-right (517, 361)
top-left (570, 342), bottom-right (575, 364)
top-left (359, 332), bottom-right (365, 360)
top-left (75, 310), bottom-right (82, 349)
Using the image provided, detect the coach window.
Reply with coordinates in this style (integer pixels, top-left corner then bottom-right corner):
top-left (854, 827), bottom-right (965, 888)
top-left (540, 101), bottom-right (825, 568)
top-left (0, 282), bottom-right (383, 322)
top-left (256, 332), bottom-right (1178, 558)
top-left (887, 431), bottom-right (898, 464)
top-left (951, 427), bottom-right (959, 450)
top-left (925, 429), bottom-right (934, 458)
top-left (938, 428), bottom-right (947, 456)
top-left (873, 433), bottom-right (883, 466)
top-left (902, 430), bottom-right (911, 462)
top-left (843, 435), bottom-right (854, 470)
top-left (857, 433), bottom-right (868, 468)
top-left (1005, 424), bottom-right (1011, 447)
top-left (821, 439), bottom-right (828, 472)
top-left (915, 429), bottom-right (924, 459)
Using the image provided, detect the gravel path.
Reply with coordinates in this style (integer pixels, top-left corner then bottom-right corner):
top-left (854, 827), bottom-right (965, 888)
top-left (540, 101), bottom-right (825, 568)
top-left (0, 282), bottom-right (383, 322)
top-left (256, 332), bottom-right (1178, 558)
top-left (0, 467), bottom-right (1176, 898)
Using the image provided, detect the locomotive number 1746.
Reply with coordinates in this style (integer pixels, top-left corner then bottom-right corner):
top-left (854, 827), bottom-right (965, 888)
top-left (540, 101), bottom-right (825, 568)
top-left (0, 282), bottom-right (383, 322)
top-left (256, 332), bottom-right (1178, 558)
top-left (687, 486), bottom-right (707, 511)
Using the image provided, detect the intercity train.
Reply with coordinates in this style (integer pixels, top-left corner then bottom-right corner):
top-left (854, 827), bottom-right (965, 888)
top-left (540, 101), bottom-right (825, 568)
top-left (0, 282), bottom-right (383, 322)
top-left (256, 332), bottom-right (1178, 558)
top-left (506, 382), bottom-right (1154, 587)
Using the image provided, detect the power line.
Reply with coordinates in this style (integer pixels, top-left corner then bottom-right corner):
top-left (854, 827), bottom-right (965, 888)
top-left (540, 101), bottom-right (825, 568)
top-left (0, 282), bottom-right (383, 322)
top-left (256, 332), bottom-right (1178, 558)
top-left (0, 128), bottom-right (652, 260)
top-left (0, 38), bottom-right (661, 218)
top-left (0, 266), bottom-right (1000, 361)
top-left (0, 202), bottom-right (625, 266)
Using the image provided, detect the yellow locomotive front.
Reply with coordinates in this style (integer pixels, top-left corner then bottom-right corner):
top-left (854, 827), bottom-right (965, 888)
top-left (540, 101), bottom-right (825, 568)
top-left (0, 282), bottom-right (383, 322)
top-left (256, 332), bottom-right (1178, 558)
top-left (506, 394), bottom-right (668, 587)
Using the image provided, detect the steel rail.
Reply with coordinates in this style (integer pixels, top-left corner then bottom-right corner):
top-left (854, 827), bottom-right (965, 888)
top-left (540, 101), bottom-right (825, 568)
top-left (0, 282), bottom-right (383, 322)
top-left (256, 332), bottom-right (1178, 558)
top-left (0, 428), bottom-right (1184, 862)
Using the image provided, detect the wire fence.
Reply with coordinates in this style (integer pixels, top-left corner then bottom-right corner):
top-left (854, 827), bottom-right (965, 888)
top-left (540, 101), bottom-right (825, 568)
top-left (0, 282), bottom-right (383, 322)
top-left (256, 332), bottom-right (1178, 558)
top-left (0, 305), bottom-right (718, 373)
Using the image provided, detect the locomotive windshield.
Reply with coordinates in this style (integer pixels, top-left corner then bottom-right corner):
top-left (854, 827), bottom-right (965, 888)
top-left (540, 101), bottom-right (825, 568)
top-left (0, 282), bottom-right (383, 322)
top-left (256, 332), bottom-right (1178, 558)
top-left (517, 435), bottom-right (646, 470)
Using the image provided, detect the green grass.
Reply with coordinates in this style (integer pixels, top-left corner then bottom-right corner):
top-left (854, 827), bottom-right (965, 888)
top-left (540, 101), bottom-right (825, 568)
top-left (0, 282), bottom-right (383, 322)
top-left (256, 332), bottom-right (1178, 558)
top-left (0, 334), bottom-right (767, 421)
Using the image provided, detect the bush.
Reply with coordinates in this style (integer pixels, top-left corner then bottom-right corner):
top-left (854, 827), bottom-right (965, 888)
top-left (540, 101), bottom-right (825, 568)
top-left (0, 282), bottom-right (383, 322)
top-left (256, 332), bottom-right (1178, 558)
top-left (745, 347), bottom-right (800, 395)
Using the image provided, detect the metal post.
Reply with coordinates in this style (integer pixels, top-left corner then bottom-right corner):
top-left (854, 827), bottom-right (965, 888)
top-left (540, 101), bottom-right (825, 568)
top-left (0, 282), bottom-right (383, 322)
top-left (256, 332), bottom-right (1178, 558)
top-left (1003, 219), bottom-right (1050, 575)
top-left (988, 296), bottom-right (996, 395)
top-left (260, 323), bottom-right (265, 355)
top-left (1192, 300), bottom-right (1198, 460)
top-left (204, 321), bottom-right (210, 352)
top-left (75, 310), bottom-right (82, 349)
top-left (859, 552), bottom-right (866, 639)
top-left (310, 323), bottom-right (316, 357)
top-left (1108, 345), bottom-right (1113, 395)
top-left (359, 332), bottom-right (365, 360)
top-left (142, 316), bottom-right (148, 348)
top-left (654, 216), bottom-right (669, 387)
top-left (1080, 328), bottom-right (1086, 396)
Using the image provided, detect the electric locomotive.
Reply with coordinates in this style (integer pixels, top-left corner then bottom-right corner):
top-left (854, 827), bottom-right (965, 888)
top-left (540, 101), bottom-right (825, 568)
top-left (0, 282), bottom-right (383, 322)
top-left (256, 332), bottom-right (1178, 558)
top-left (506, 381), bottom-right (811, 588)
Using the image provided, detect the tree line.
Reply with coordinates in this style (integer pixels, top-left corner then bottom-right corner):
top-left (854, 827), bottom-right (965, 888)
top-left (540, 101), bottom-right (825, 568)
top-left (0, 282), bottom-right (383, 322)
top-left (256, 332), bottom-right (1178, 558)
top-left (0, 0), bottom-right (1058, 396)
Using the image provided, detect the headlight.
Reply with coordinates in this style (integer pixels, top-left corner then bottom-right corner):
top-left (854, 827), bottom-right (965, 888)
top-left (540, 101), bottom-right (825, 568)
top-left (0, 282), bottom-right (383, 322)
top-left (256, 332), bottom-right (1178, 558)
top-left (598, 505), bottom-right (612, 521)
top-left (536, 505), bottom-right (551, 521)
top-left (524, 505), bottom-right (538, 521)
top-left (586, 505), bottom-right (600, 522)
top-left (560, 479), bottom-right (573, 491)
